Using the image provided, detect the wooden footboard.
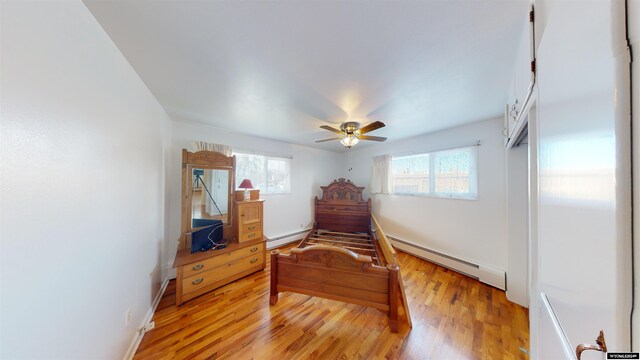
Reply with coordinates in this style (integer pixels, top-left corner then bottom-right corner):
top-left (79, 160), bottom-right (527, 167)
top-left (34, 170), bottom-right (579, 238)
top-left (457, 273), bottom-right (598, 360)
top-left (270, 245), bottom-right (400, 332)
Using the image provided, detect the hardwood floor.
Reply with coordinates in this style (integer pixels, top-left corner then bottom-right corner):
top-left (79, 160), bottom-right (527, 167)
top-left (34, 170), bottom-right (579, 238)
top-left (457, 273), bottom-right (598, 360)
top-left (135, 246), bottom-right (529, 359)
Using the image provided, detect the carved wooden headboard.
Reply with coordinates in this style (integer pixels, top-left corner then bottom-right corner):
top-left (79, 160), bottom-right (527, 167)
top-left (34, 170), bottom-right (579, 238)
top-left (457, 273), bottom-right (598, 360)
top-left (314, 178), bottom-right (371, 233)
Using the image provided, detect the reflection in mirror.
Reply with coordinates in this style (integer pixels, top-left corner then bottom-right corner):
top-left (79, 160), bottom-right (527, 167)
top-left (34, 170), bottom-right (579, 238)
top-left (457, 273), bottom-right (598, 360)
top-left (191, 168), bottom-right (230, 253)
top-left (191, 168), bottom-right (229, 225)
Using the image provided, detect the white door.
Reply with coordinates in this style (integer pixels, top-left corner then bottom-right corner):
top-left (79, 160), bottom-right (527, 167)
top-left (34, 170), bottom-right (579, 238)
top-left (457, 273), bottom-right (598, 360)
top-left (534, 0), bottom-right (632, 359)
top-left (213, 170), bottom-right (229, 214)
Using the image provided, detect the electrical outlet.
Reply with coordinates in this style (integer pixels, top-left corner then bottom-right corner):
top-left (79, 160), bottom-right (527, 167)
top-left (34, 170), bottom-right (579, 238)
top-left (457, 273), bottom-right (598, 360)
top-left (142, 321), bottom-right (155, 333)
top-left (125, 307), bottom-right (132, 326)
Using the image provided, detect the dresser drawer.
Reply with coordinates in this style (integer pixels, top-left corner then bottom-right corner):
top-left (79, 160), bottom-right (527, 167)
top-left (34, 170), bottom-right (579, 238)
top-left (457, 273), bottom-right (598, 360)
top-left (182, 254), bottom-right (264, 293)
top-left (239, 229), bottom-right (262, 243)
top-left (240, 222), bottom-right (262, 234)
top-left (182, 243), bottom-right (264, 278)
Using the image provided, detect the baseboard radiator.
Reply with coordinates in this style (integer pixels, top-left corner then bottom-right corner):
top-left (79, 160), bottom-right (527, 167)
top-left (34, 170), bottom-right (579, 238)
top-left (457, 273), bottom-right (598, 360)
top-left (388, 236), bottom-right (506, 290)
top-left (266, 229), bottom-right (311, 250)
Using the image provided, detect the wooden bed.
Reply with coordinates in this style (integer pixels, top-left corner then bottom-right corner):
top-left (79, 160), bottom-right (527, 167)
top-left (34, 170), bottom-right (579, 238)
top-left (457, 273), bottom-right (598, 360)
top-left (269, 178), bottom-right (411, 332)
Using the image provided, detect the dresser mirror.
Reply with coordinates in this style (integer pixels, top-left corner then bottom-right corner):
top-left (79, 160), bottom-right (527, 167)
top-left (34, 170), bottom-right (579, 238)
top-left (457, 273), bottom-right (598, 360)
top-left (180, 150), bottom-right (236, 251)
top-left (191, 167), bottom-right (230, 226)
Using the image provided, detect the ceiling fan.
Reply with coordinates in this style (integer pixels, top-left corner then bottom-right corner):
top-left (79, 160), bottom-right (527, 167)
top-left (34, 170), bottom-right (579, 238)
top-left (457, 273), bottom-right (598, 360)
top-left (316, 121), bottom-right (387, 148)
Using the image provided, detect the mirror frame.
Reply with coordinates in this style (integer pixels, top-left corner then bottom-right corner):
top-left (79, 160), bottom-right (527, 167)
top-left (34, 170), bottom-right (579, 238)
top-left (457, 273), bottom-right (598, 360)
top-left (179, 149), bottom-right (236, 251)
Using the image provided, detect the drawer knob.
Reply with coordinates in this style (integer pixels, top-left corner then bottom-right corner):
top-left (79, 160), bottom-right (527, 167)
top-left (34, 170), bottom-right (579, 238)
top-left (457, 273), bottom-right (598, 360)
top-left (192, 278), bottom-right (204, 285)
top-left (250, 258), bottom-right (258, 263)
top-left (248, 226), bottom-right (256, 230)
top-left (251, 247), bottom-right (258, 252)
top-left (192, 264), bottom-right (204, 271)
top-left (248, 233), bottom-right (255, 238)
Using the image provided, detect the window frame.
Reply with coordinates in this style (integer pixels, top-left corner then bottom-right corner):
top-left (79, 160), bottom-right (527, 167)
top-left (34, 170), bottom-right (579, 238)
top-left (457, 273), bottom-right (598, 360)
top-left (390, 146), bottom-right (478, 200)
top-left (391, 153), bottom-right (431, 195)
top-left (233, 151), bottom-right (292, 195)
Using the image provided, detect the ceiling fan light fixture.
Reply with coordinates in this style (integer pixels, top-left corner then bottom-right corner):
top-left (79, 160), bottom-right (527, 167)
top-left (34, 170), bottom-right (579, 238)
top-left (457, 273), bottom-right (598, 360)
top-left (340, 134), bottom-right (359, 148)
top-left (317, 120), bottom-right (385, 147)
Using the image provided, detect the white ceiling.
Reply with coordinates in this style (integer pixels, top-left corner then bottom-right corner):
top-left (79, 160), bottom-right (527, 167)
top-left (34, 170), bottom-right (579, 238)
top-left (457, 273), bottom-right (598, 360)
top-left (84, 0), bottom-right (527, 152)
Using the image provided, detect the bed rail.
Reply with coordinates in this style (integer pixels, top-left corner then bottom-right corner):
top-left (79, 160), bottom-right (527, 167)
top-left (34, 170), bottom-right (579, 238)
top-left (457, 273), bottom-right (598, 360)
top-left (371, 214), bottom-right (413, 327)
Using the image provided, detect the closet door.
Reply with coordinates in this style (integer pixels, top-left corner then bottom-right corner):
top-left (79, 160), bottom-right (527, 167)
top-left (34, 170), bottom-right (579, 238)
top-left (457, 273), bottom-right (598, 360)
top-left (535, 0), bottom-right (632, 358)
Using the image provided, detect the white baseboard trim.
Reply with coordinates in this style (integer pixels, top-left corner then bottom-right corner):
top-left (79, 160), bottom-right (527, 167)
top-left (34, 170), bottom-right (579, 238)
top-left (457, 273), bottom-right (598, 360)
top-left (388, 235), bottom-right (506, 290)
top-left (266, 229), bottom-right (311, 250)
top-left (166, 261), bottom-right (176, 280)
top-left (123, 277), bottom-right (170, 360)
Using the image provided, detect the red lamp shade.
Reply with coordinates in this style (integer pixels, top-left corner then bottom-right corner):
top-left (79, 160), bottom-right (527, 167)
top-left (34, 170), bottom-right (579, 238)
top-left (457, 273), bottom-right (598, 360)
top-left (238, 179), bottom-right (253, 189)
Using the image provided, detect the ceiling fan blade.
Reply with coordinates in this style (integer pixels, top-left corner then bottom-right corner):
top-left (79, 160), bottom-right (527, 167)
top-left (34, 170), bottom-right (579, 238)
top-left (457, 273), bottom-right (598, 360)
top-left (315, 137), bottom-right (342, 143)
top-left (358, 135), bottom-right (387, 142)
top-left (358, 121), bottom-right (385, 134)
top-left (320, 125), bottom-right (343, 134)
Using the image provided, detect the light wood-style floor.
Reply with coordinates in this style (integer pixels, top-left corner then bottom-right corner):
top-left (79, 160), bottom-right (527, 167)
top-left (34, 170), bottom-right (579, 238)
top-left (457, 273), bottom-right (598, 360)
top-left (135, 245), bottom-right (529, 359)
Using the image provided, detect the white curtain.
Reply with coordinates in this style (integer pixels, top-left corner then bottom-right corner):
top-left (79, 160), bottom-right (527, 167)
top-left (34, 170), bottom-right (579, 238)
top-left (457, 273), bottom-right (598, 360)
top-left (192, 141), bottom-right (232, 156)
top-left (370, 154), bottom-right (392, 194)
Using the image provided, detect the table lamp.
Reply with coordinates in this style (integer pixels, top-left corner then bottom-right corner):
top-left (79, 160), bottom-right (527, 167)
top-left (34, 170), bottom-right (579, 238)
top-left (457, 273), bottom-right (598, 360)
top-left (238, 179), bottom-right (253, 201)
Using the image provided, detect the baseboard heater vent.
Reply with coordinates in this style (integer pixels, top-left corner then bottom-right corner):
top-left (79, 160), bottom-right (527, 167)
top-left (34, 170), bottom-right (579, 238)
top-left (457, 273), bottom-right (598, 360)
top-left (388, 236), bottom-right (506, 290)
top-left (266, 229), bottom-right (311, 250)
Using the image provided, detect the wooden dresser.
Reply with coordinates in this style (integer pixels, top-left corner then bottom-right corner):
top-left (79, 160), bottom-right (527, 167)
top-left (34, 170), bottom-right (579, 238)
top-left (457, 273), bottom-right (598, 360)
top-left (173, 149), bottom-right (267, 306)
top-left (174, 238), bottom-right (265, 305)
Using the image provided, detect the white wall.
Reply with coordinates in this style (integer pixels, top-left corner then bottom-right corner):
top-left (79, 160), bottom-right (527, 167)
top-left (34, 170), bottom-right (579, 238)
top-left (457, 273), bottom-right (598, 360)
top-left (169, 120), bottom-right (343, 263)
top-left (506, 143), bottom-right (529, 307)
top-left (1, 1), bottom-right (171, 359)
top-left (344, 118), bottom-right (508, 274)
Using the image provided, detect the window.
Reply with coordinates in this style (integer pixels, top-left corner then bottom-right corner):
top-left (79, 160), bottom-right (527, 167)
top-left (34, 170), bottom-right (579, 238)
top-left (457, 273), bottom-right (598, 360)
top-left (392, 154), bottom-right (430, 194)
top-left (234, 152), bottom-right (291, 194)
top-left (391, 146), bottom-right (477, 199)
